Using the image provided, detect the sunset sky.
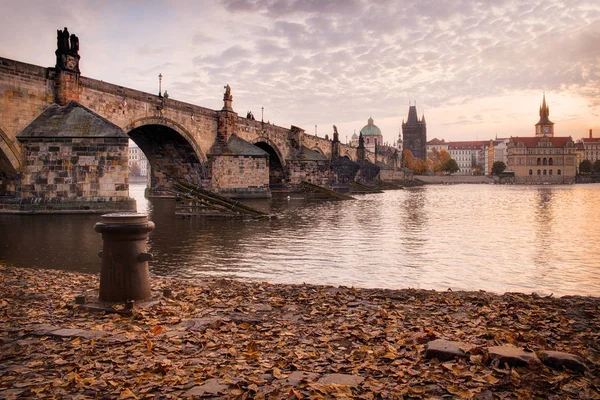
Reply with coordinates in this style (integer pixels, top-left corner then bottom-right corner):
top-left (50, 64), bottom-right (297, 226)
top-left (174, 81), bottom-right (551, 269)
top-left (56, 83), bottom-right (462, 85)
top-left (1, 0), bottom-right (599, 145)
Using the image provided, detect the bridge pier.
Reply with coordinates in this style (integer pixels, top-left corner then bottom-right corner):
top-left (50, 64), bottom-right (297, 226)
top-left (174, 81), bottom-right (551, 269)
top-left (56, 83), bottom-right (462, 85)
top-left (9, 102), bottom-right (136, 213)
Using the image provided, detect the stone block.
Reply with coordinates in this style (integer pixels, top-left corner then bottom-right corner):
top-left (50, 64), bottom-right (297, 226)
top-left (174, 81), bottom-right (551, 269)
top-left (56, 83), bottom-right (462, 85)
top-left (425, 339), bottom-right (470, 361)
top-left (537, 350), bottom-right (587, 372)
top-left (487, 346), bottom-right (540, 367)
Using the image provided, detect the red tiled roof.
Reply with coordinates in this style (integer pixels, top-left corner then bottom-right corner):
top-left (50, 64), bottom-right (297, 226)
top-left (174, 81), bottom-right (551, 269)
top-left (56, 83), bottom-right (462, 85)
top-left (582, 138), bottom-right (600, 143)
top-left (509, 136), bottom-right (573, 147)
top-left (427, 138), bottom-right (446, 145)
top-left (447, 140), bottom-right (488, 149)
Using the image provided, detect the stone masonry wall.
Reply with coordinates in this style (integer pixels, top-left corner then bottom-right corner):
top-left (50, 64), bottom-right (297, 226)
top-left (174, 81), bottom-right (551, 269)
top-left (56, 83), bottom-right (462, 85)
top-left (209, 155), bottom-right (269, 198)
top-left (0, 58), bottom-right (55, 170)
top-left (286, 160), bottom-right (331, 186)
top-left (19, 137), bottom-right (130, 200)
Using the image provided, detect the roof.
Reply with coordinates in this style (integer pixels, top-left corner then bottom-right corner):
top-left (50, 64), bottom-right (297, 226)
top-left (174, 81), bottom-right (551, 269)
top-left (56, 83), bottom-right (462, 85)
top-left (447, 141), bottom-right (489, 150)
top-left (17, 101), bottom-right (126, 139)
top-left (582, 138), bottom-right (600, 143)
top-left (360, 117), bottom-right (382, 137)
top-left (509, 136), bottom-right (573, 147)
top-left (427, 138), bottom-right (446, 145)
top-left (227, 134), bottom-right (269, 156)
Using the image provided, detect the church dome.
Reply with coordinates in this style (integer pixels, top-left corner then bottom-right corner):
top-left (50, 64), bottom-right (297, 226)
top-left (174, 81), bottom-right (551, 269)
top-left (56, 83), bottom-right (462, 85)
top-left (360, 117), bottom-right (382, 137)
top-left (351, 132), bottom-right (358, 139)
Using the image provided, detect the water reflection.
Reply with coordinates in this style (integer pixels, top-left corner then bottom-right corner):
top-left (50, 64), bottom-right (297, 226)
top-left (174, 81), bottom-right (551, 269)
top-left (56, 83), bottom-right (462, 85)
top-left (1, 183), bottom-right (599, 296)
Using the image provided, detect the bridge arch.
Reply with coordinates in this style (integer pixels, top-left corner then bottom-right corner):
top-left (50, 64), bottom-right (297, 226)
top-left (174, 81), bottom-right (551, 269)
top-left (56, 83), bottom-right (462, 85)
top-left (0, 125), bottom-right (20, 196)
top-left (125, 117), bottom-right (208, 195)
top-left (126, 117), bottom-right (206, 163)
top-left (0, 125), bottom-right (22, 172)
top-left (312, 146), bottom-right (325, 156)
top-left (251, 138), bottom-right (286, 187)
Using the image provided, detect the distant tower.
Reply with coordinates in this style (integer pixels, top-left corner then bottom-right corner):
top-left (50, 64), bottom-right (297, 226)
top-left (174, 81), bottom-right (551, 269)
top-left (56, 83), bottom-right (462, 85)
top-left (535, 93), bottom-right (554, 137)
top-left (402, 102), bottom-right (427, 160)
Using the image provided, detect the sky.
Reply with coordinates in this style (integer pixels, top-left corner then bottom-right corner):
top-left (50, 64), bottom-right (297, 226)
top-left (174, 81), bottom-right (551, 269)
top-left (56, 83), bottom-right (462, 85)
top-left (1, 0), bottom-right (599, 145)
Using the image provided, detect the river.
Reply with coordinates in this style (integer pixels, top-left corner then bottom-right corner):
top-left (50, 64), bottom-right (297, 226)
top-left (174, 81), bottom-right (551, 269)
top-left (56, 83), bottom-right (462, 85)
top-left (1, 183), bottom-right (599, 297)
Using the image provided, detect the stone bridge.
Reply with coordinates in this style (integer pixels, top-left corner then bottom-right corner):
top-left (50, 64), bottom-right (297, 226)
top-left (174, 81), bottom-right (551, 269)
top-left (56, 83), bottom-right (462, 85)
top-left (0, 28), bottom-right (401, 213)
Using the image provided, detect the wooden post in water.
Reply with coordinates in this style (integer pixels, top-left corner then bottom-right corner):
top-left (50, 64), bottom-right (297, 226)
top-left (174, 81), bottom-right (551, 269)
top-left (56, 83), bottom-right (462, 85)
top-left (94, 213), bottom-right (155, 302)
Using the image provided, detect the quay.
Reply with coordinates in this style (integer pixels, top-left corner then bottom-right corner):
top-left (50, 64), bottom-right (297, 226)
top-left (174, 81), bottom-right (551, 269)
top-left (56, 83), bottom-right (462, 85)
top-left (1, 265), bottom-right (598, 398)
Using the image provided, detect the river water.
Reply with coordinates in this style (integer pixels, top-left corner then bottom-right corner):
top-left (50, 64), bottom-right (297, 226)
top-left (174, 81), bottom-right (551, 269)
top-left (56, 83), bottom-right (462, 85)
top-left (1, 183), bottom-right (599, 297)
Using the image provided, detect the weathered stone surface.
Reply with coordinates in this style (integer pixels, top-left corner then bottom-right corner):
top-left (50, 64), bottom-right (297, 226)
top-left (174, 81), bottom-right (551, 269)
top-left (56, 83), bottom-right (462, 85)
top-left (179, 317), bottom-right (222, 332)
top-left (487, 346), bottom-right (540, 367)
top-left (318, 373), bottom-right (364, 387)
top-left (425, 339), bottom-right (470, 361)
top-left (184, 379), bottom-right (229, 397)
top-left (537, 350), bottom-right (587, 372)
top-left (48, 328), bottom-right (106, 339)
top-left (278, 371), bottom-right (319, 386)
top-left (250, 303), bottom-right (273, 312)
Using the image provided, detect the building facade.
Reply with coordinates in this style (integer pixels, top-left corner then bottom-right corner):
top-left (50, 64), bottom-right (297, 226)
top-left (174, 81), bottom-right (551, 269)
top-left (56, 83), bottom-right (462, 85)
top-left (447, 141), bottom-right (487, 175)
top-left (506, 95), bottom-right (576, 184)
top-left (402, 104), bottom-right (427, 160)
top-left (426, 138), bottom-right (448, 154)
top-left (128, 144), bottom-right (149, 177)
top-left (484, 139), bottom-right (509, 175)
top-left (582, 129), bottom-right (600, 163)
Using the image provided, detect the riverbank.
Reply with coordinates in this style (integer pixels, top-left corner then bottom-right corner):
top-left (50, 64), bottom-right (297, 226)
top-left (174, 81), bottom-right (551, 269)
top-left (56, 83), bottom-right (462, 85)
top-left (1, 265), bottom-right (598, 399)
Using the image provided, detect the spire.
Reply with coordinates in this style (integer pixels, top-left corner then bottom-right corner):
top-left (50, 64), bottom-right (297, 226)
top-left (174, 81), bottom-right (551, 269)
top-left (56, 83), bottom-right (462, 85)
top-left (368, 116), bottom-right (374, 125)
top-left (539, 92), bottom-right (550, 119)
top-left (421, 113), bottom-right (426, 123)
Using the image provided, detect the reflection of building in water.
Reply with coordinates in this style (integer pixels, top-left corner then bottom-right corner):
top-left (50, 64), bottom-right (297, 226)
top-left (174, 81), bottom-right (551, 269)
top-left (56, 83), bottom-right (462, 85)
top-left (128, 144), bottom-right (149, 177)
top-left (533, 188), bottom-right (555, 269)
top-left (506, 94), bottom-right (576, 184)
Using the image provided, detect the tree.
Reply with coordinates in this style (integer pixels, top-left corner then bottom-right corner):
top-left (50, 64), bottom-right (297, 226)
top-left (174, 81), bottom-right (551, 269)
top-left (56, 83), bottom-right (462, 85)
top-left (403, 149), bottom-right (414, 170)
top-left (492, 161), bottom-right (507, 175)
top-left (129, 162), bottom-right (142, 176)
top-left (443, 159), bottom-right (459, 174)
top-left (594, 160), bottom-right (600, 173)
top-left (403, 149), bottom-right (429, 174)
top-left (428, 149), bottom-right (451, 173)
top-left (579, 159), bottom-right (593, 173)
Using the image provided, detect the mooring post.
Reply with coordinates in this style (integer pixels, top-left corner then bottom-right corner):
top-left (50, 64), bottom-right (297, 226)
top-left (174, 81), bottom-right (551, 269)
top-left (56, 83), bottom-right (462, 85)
top-left (94, 213), bottom-right (155, 303)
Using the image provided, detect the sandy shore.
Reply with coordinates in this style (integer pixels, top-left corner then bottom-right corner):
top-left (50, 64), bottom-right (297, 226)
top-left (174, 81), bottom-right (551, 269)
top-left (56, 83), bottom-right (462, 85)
top-left (1, 265), bottom-right (599, 399)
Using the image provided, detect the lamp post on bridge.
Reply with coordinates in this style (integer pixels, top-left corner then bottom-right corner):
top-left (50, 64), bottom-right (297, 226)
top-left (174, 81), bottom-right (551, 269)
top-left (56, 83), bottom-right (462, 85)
top-left (158, 73), bottom-right (163, 97)
top-left (261, 106), bottom-right (264, 122)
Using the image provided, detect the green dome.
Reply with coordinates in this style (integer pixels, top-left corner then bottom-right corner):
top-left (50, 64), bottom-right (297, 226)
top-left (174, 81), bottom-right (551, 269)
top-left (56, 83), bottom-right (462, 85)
top-left (360, 117), bottom-right (382, 137)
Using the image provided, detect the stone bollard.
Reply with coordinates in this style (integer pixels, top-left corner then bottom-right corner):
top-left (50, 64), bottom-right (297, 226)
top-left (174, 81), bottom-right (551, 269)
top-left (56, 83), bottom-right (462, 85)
top-left (94, 213), bottom-right (155, 303)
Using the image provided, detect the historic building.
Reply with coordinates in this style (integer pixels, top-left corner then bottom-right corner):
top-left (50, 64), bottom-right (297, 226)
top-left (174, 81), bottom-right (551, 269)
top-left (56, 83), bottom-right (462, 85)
top-left (506, 95), bottom-right (576, 183)
top-left (484, 138), bottom-right (509, 175)
top-left (402, 104), bottom-right (427, 160)
top-left (447, 141), bottom-right (488, 175)
top-left (359, 117), bottom-right (383, 152)
top-left (581, 129), bottom-right (600, 163)
top-left (426, 138), bottom-right (448, 154)
top-left (128, 144), bottom-right (149, 177)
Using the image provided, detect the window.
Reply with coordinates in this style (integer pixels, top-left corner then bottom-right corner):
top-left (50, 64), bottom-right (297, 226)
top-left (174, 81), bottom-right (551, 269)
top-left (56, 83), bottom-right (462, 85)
top-left (529, 169), bottom-right (533, 175)
top-left (543, 170), bottom-right (547, 175)
top-left (537, 158), bottom-right (541, 165)
top-left (543, 158), bottom-right (547, 166)
top-left (549, 158), bottom-right (553, 165)
top-left (549, 170), bottom-right (553, 175)
top-left (537, 170), bottom-right (541, 175)
top-left (558, 169), bottom-right (561, 175)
